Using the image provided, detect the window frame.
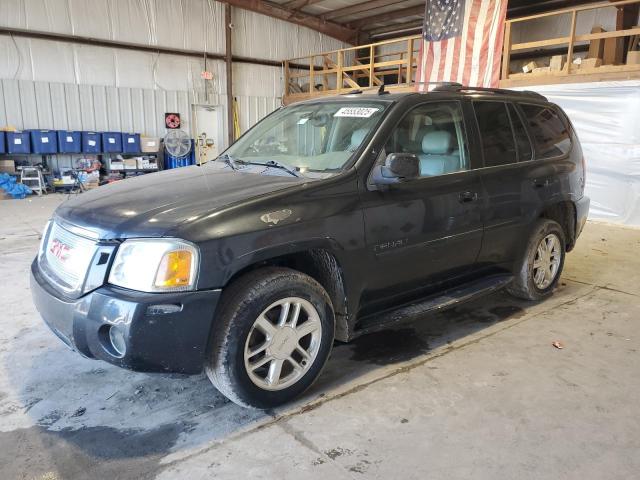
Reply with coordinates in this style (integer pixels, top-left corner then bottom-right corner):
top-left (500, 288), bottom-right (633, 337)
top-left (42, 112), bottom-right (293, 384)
top-left (367, 99), bottom-right (472, 184)
top-left (515, 102), bottom-right (573, 161)
top-left (471, 99), bottom-right (520, 169)
top-left (507, 102), bottom-right (534, 163)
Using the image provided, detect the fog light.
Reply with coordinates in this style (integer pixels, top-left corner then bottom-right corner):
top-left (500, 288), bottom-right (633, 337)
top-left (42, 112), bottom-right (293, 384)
top-left (109, 326), bottom-right (127, 357)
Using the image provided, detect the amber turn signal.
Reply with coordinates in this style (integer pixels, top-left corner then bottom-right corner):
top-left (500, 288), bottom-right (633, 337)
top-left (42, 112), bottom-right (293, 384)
top-left (154, 250), bottom-right (194, 288)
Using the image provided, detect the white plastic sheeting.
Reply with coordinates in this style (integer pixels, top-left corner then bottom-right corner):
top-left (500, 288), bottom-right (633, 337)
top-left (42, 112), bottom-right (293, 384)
top-left (516, 81), bottom-right (640, 225)
top-left (0, 0), bottom-right (350, 144)
top-left (231, 8), bottom-right (347, 61)
top-left (0, 0), bottom-right (225, 53)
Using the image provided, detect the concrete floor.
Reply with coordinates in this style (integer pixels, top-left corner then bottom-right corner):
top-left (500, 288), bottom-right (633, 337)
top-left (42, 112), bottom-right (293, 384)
top-left (1, 194), bottom-right (639, 480)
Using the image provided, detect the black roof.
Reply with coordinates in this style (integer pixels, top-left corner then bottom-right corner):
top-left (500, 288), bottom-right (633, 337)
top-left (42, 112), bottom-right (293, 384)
top-left (295, 83), bottom-right (547, 106)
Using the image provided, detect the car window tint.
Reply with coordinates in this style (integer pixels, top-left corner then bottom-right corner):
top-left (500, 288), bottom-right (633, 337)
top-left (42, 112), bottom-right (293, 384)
top-left (519, 104), bottom-right (571, 159)
top-left (473, 101), bottom-right (517, 167)
top-left (508, 103), bottom-right (533, 162)
top-left (384, 101), bottom-right (469, 178)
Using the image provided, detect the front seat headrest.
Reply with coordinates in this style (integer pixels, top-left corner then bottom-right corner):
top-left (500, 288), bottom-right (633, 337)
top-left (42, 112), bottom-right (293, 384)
top-left (422, 131), bottom-right (453, 155)
top-left (349, 128), bottom-right (368, 150)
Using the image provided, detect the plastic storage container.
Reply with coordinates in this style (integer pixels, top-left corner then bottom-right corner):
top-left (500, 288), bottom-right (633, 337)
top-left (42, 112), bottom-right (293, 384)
top-left (82, 131), bottom-right (101, 153)
top-left (0, 131), bottom-right (5, 154)
top-left (122, 133), bottom-right (141, 153)
top-left (29, 130), bottom-right (58, 154)
top-left (140, 136), bottom-right (160, 153)
top-left (102, 132), bottom-right (123, 153)
top-left (6, 132), bottom-right (31, 154)
top-left (57, 131), bottom-right (82, 153)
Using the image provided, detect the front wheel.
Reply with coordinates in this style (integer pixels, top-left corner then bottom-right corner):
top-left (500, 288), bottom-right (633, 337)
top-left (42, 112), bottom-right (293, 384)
top-left (508, 219), bottom-right (566, 301)
top-left (206, 267), bottom-right (335, 409)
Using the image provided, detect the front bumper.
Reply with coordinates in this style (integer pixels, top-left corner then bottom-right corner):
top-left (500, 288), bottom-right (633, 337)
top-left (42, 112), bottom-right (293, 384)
top-left (31, 260), bottom-right (221, 374)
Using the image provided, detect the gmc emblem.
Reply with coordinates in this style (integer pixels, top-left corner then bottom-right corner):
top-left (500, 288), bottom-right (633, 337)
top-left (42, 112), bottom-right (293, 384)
top-left (49, 239), bottom-right (71, 262)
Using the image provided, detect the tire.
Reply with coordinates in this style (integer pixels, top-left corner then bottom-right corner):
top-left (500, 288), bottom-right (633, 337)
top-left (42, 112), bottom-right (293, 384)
top-left (507, 219), bottom-right (566, 301)
top-left (205, 267), bottom-right (335, 409)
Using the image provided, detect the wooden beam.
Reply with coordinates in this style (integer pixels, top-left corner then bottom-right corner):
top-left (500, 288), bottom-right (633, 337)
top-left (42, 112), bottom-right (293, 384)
top-left (321, 0), bottom-right (407, 21)
top-left (351, 6), bottom-right (424, 29)
top-left (282, 0), bottom-right (326, 10)
top-left (218, 0), bottom-right (359, 44)
top-left (367, 20), bottom-right (423, 36)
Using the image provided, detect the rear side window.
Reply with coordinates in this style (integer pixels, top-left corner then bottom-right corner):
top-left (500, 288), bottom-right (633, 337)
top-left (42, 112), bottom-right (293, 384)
top-left (519, 104), bottom-right (571, 159)
top-left (473, 101), bottom-right (517, 167)
top-left (508, 103), bottom-right (533, 162)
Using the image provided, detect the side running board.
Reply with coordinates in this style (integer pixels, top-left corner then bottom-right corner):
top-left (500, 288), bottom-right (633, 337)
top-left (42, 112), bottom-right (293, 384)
top-left (354, 275), bottom-right (514, 337)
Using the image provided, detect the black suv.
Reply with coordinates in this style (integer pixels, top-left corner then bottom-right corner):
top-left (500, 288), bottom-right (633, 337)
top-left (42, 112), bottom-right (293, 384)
top-left (31, 85), bottom-right (589, 408)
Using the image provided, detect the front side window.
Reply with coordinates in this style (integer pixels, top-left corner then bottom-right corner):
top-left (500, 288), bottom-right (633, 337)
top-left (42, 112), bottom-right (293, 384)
top-left (519, 104), bottom-right (571, 159)
top-left (473, 101), bottom-right (517, 167)
top-left (218, 101), bottom-right (390, 175)
top-left (384, 101), bottom-right (469, 177)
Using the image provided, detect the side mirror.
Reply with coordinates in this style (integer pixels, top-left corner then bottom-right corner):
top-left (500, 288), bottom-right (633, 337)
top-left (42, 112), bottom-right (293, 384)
top-left (371, 153), bottom-right (420, 185)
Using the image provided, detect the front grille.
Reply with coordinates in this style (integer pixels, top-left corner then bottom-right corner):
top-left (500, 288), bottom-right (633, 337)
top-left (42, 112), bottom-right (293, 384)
top-left (40, 221), bottom-right (98, 293)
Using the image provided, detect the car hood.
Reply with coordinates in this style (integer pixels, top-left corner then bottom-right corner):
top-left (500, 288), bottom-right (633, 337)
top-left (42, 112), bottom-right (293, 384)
top-left (55, 165), bottom-right (303, 240)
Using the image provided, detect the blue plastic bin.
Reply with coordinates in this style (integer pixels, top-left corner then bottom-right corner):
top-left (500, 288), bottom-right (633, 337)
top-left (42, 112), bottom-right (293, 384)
top-left (82, 131), bottom-right (101, 153)
top-left (165, 140), bottom-right (195, 169)
top-left (29, 130), bottom-right (58, 154)
top-left (122, 133), bottom-right (141, 153)
top-left (6, 132), bottom-right (31, 154)
top-left (0, 131), bottom-right (5, 154)
top-left (57, 131), bottom-right (82, 153)
top-left (102, 132), bottom-right (123, 153)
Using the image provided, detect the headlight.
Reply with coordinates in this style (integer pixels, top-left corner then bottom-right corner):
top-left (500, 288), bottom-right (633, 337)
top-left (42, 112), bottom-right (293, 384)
top-left (38, 220), bottom-right (52, 261)
top-left (108, 239), bottom-right (199, 292)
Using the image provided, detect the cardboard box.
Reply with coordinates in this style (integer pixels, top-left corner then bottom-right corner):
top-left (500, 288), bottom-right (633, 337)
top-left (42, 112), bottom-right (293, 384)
top-left (532, 66), bottom-right (551, 74)
top-left (580, 58), bottom-right (602, 69)
top-left (588, 26), bottom-right (606, 59)
top-left (627, 51), bottom-right (640, 65)
top-left (123, 158), bottom-right (138, 170)
top-left (522, 61), bottom-right (538, 73)
top-left (0, 159), bottom-right (15, 173)
top-left (550, 55), bottom-right (565, 71)
top-left (141, 157), bottom-right (159, 169)
top-left (603, 36), bottom-right (624, 65)
top-left (140, 137), bottom-right (160, 153)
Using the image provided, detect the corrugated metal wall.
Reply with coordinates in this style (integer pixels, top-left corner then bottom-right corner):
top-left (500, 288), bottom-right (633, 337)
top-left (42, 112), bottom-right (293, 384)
top-left (0, 0), bottom-right (349, 149)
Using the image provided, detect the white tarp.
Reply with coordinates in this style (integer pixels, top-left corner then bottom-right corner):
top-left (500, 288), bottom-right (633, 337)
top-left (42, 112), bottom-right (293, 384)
top-left (516, 81), bottom-right (640, 226)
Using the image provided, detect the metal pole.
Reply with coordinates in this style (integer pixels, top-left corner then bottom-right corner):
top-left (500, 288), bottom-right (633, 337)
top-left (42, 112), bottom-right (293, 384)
top-left (225, 4), bottom-right (235, 147)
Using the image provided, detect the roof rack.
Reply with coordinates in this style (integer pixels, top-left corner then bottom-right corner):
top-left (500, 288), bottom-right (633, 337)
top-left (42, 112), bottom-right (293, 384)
top-left (431, 84), bottom-right (547, 100)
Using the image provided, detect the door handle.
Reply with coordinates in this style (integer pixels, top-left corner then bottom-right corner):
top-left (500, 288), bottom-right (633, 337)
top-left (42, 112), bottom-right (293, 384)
top-left (533, 178), bottom-right (551, 188)
top-left (458, 191), bottom-right (478, 203)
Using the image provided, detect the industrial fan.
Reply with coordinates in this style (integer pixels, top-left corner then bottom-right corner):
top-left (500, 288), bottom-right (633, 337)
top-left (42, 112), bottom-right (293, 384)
top-left (164, 129), bottom-right (192, 158)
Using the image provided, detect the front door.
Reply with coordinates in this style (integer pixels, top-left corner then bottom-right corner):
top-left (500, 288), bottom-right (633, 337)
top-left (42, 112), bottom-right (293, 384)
top-left (360, 100), bottom-right (484, 309)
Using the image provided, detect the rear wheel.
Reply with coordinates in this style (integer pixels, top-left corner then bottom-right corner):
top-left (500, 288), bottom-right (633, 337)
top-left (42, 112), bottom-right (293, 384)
top-left (508, 219), bottom-right (566, 301)
top-left (206, 267), bottom-right (335, 409)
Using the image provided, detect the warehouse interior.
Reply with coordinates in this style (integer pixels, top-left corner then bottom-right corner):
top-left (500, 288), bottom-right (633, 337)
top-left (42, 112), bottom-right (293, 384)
top-left (1, 0), bottom-right (640, 478)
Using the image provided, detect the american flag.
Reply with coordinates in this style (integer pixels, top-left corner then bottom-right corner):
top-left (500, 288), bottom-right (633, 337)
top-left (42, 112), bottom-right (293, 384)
top-left (415, 0), bottom-right (508, 89)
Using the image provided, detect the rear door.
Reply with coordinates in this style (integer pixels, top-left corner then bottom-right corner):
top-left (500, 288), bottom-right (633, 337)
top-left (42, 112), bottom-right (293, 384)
top-left (473, 100), bottom-right (572, 270)
top-left (359, 100), bottom-right (484, 308)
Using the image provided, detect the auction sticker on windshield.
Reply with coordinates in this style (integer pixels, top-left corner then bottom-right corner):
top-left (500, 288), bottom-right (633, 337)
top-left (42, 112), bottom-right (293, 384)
top-left (334, 107), bottom-right (379, 118)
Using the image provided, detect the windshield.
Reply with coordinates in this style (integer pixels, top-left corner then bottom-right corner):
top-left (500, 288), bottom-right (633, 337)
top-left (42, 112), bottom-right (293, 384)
top-left (218, 100), bottom-right (390, 174)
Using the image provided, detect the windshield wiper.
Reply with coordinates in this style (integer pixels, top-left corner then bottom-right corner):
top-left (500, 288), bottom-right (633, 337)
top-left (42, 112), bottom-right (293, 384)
top-left (218, 153), bottom-right (245, 171)
top-left (255, 159), bottom-right (301, 178)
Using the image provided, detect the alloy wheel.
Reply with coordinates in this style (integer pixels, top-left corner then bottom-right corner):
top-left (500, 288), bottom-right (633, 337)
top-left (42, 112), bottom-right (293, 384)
top-left (243, 297), bottom-right (322, 391)
top-left (533, 233), bottom-right (562, 289)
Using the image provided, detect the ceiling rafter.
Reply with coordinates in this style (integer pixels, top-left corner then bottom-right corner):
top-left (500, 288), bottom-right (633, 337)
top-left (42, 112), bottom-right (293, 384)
top-left (366, 20), bottom-right (423, 36)
top-left (348, 4), bottom-right (424, 29)
top-left (219, 0), bottom-right (360, 43)
top-left (321, 0), bottom-right (410, 21)
top-left (282, 0), bottom-right (327, 11)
